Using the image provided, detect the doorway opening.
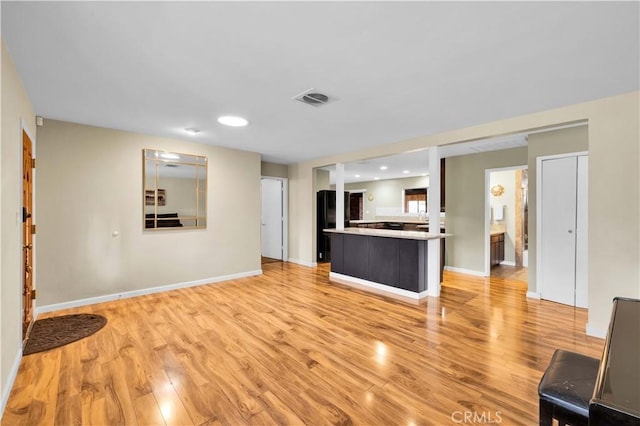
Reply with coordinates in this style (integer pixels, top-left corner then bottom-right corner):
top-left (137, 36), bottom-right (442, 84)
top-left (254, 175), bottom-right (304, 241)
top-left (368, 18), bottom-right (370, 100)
top-left (349, 192), bottom-right (364, 220)
top-left (261, 176), bottom-right (288, 263)
top-left (485, 166), bottom-right (528, 282)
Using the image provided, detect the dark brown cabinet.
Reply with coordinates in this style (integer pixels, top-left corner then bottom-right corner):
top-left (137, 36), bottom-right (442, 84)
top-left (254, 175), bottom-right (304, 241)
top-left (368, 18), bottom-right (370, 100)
top-left (490, 233), bottom-right (505, 266)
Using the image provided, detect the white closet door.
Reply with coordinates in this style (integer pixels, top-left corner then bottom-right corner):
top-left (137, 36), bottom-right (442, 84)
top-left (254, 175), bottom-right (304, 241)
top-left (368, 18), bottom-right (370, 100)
top-left (574, 156), bottom-right (589, 308)
top-left (261, 179), bottom-right (283, 260)
top-left (540, 157), bottom-right (578, 306)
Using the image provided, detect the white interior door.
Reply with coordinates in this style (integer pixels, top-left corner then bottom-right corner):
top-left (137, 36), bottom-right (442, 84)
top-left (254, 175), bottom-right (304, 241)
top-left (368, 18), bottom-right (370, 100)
top-left (574, 155), bottom-right (588, 308)
top-left (261, 178), bottom-right (283, 260)
top-left (540, 156), bottom-right (578, 306)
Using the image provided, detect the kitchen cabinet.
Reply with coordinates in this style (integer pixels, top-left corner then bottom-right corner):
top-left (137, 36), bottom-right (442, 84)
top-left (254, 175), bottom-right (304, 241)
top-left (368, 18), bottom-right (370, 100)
top-left (490, 233), bottom-right (505, 266)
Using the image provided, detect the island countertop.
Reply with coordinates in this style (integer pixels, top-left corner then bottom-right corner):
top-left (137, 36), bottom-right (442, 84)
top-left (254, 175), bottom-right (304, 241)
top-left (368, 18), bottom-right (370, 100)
top-left (350, 219), bottom-right (429, 225)
top-left (324, 227), bottom-right (451, 241)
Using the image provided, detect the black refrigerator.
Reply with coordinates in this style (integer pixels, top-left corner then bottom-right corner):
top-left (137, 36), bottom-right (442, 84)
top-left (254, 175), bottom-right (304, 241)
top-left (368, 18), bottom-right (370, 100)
top-left (317, 190), bottom-right (350, 262)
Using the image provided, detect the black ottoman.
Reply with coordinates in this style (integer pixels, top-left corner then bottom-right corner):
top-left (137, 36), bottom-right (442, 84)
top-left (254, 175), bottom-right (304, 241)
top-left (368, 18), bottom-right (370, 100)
top-left (538, 349), bottom-right (600, 426)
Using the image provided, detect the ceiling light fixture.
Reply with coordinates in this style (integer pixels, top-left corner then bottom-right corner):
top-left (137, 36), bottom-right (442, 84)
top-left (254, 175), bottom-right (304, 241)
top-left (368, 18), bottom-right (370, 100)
top-left (355, 174), bottom-right (361, 178)
top-left (374, 177), bottom-right (380, 180)
top-left (218, 115), bottom-right (249, 127)
top-left (184, 128), bottom-right (200, 135)
top-left (403, 170), bottom-right (410, 174)
top-left (380, 166), bottom-right (388, 170)
top-left (160, 152), bottom-right (180, 160)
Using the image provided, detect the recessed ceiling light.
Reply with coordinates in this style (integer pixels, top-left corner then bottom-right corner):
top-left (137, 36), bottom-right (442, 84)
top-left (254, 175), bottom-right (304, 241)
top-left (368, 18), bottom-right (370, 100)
top-left (374, 177), bottom-right (380, 180)
top-left (184, 128), bottom-right (200, 135)
top-left (380, 166), bottom-right (388, 170)
top-left (403, 170), bottom-right (410, 174)
top-left (421, 173), bottom-right (428, 176)
top-left (218, 115), bottom-right (249, 127)
top-left (355, 174), bottom-right (361, 178)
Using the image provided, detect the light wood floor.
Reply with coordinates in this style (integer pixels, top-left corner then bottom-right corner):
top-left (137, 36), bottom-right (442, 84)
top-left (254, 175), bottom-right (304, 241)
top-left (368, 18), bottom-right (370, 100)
top-left (491, 264), bottom-right (528, 282)
top-left (2, 262), bottom-right (603, 425)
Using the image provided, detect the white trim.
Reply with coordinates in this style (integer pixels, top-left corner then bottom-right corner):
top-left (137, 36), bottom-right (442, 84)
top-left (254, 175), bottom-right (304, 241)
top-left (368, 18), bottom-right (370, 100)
top-left (329, 272), bottom-right (429, 304)
top-left (1, 345), bottom-right (23, 418)
top-left (35, 270), bottom-right (262, 315)
top-left (500, 260), bottom-right (516, 267)
top-left (444, 265), bottom-right (486, 277)
top-left (536, 151), bottom-right (589, 303)
top-left (586, 324), bottom-right (607, 339)
top-left (527, 120), bottom-right (587, 136)
top-left (287, 258), bottom-right (317, 268)
top-left (526, 291), bottom-right (541, 300)
top-left (261, 175), bottom-right (289, 261)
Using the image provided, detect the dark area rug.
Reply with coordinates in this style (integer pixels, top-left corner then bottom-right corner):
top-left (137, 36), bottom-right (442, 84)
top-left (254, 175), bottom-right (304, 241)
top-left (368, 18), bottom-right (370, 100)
top-left (24, 313), bottom-right (107, 355)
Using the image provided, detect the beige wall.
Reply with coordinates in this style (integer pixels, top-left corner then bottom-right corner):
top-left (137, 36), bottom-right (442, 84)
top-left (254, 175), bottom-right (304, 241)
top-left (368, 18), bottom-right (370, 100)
top-left (36, 120), bottom-right (261, 306)
top-left (490, 169), bottom-right (518, 265)
top-left (446, 148), bottom-right (527, 273)
top-left (146, 177), bottom-right (200, 218)
top-left (288, 163), bottom-right (314, 266)
top-left (1, 41), bottom-right (36, 408)
top-left (315, 169), bottom-right (330, 191)
top-left (261, 161), bottom-right (288, 178)
top-left (340, 176), bottom-right (430, 220)
top-left (527, 126), bottom-right (589, 292)
top-left (288, 91), bottom-right (640, 335)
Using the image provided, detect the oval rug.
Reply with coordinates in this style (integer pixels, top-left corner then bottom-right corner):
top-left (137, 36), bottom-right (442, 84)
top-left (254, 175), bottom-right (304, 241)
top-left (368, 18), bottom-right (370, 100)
top-left (24, 314), bottom-right (107, 355)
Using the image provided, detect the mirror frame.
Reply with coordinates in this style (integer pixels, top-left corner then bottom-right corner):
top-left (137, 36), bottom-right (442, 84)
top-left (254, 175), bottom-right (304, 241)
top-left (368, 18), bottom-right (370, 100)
top-left (143, 149), bottom-right (207, 231)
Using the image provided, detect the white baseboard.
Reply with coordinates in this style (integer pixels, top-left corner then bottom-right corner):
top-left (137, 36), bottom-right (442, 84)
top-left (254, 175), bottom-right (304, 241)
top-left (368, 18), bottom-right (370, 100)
top-left (500, 260), bottom-right (516, 266)
top-left (287, 258), bottom-right (317, 268)
top-left (329, 272), bottom-right (429, 304)
top-left (443, 266), bottom-right (486, 277)
top-left (1, 344), bottom-right (23, 419)
top-left (35, 269), bottom-right (262, 315)
top-left (586, 324), bottom-right (607, 339)
top-left (526, 291), bottom-right (541, 300)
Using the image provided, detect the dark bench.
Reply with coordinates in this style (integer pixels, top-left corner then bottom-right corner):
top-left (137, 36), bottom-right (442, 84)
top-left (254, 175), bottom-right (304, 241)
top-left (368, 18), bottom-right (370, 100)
top-left (538, 349), bottom-right (600, 426)
top-left (145, 213), bottom-right (183, 228)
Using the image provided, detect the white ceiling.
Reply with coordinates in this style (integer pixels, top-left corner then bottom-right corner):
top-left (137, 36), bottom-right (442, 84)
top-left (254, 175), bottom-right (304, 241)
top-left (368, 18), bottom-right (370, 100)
top-left (322, 133), bottom-right (528, 184)
top-left (2, 2), bottom-right (638, 165)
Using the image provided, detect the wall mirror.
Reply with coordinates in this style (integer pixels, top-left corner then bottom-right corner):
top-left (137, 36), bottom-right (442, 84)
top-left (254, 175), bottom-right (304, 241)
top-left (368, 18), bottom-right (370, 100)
top-left (143, 149), bottom-right (207, 230)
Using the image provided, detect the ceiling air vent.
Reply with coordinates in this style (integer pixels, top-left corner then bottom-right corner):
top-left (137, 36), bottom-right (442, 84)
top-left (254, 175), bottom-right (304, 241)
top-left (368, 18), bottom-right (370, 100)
top-left (292, 89), bottom-right (335, 108)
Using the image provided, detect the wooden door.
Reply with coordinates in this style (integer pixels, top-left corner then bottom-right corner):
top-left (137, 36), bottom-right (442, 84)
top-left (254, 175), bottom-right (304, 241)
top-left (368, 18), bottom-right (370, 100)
top-left (22, 130), bottom-right (35, 339)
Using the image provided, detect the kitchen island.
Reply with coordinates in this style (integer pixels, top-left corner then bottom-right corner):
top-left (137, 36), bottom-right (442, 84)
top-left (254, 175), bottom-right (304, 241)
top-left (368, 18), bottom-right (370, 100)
top-left (324, 228), bottom-right (450, 303)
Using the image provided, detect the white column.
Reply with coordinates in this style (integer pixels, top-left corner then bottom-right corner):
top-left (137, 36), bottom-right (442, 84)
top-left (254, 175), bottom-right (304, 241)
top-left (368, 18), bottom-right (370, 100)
top-left (336, 163), bottom-right (345, 230)
top-left (427, 147), bottom-right (441, 297)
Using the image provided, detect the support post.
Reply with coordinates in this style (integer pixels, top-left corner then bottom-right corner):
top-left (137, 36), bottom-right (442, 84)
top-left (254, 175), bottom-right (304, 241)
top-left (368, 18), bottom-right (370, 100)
top-left (336, 163), bottom-right (345, 230)
top-left (427, 147), bottom-right (441, 297)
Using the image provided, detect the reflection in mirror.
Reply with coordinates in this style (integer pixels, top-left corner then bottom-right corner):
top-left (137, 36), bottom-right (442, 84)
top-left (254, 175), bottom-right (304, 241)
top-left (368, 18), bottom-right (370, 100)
top-left (143, 149), bottom-right (207, 230)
